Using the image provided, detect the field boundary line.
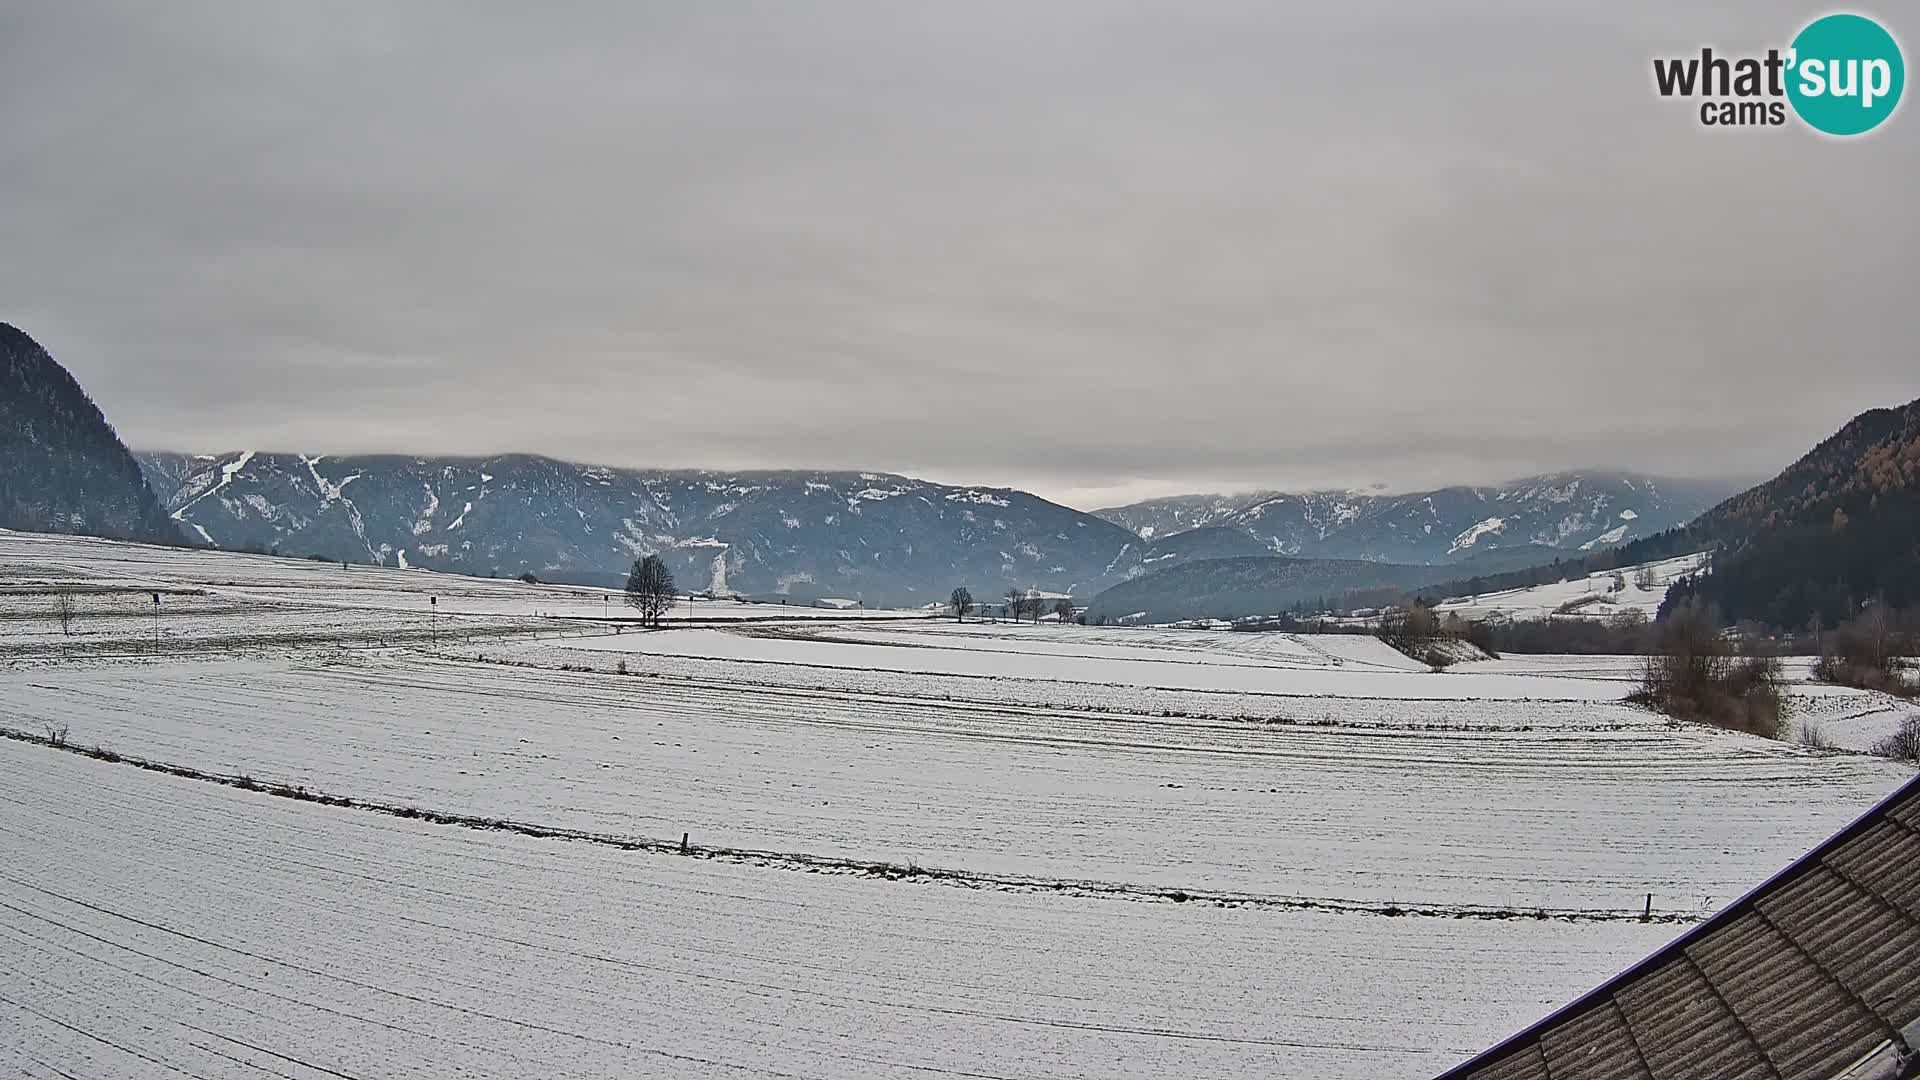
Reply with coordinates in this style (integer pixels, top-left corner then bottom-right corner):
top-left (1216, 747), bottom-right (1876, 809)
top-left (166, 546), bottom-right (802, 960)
top-left (0, 726), bottom-right (1698, 926)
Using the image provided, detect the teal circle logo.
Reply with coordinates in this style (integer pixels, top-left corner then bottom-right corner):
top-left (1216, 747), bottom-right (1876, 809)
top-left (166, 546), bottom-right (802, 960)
top-left (1787, 13), bottom-right (1904, 135)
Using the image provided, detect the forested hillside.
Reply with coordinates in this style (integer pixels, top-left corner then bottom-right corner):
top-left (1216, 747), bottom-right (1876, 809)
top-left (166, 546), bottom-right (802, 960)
top-left (1663, 398), bottom-right (1920, 627)
top-left (0, 323), bottom-right (178, 543)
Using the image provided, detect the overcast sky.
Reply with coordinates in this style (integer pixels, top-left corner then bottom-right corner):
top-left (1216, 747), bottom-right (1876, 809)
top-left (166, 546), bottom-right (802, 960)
top-left (3, 2), bottom-right (1916, 509)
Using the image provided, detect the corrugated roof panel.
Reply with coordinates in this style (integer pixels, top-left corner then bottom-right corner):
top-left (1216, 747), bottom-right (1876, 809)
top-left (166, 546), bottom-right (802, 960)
top-left (1471, 1044), bottom-right (1550, 1080)
top-left (1537, 1003), bottom-right (1651, 1080)
top-left (1827, 821), bottom-right (1920, 908)
top-left (1761, 868), bottom-right (1920, 1030)
top-left (1434, 775), bottom-right (1920, 1080)
top-left (1694, 914), bottom-right (1883, 1078)
top-left (1616, 958), bottom-right (1775, 1079)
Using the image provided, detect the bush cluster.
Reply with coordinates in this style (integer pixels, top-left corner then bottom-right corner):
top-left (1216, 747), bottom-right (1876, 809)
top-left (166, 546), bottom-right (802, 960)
top-left (1627, 604), bottom-right (1785, 738)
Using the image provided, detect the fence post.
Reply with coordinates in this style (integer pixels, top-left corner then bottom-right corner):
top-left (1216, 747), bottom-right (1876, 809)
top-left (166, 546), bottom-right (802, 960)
top-left (1643, 893), bottom-right (1652, 922)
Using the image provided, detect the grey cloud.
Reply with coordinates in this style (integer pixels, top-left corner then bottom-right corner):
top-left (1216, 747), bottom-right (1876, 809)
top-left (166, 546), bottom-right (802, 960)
top-left (2, 0), bottom-right (1915, 510)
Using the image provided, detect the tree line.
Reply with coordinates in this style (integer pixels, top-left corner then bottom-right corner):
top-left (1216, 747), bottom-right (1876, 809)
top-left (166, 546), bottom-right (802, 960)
top-left (949, 586), bottom-right (1073, 623)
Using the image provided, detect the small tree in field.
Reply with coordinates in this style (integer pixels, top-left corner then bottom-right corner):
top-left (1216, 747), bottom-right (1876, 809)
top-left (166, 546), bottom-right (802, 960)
top-left (626, 555), bottom-right (677, 627)
top-left (949, 587), bottom-right (974, 622)
top-left (1005, 587), bottom-right (1025, 622)
top-left (55, 591), bottom-right (74, 636)
top-left (1052, 598), bottom-right (1074, 624)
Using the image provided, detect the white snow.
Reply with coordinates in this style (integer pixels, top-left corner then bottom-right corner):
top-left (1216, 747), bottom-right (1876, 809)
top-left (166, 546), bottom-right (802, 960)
top-left (945, 490), bottom-right (1011, 507)
top-left (1446, 516), bottom-right (1506, 555)
top-left (412, 483), bottom-right (440, 535)
top-left (2, 530), bottom-right (1913, 1080)
top-left (1579, 523), bottom-right (1630, 549)
top-left (0, 740), bottom-right (1682, 1080)
top-left (169, 449), bottom-right (255, 520)
top-left (1437, 553), bottom-right (1708, 623)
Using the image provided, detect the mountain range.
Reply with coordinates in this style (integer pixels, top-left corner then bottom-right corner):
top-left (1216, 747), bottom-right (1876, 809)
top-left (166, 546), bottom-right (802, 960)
top-left (0, 321), bottom-right (1778, 613)
top-left (1093, 472), bottom-right (1728, 565)
top-left (138, 448), bottom-right (1729, 607)
top-left (135, 451), bottom-right (1143, 606)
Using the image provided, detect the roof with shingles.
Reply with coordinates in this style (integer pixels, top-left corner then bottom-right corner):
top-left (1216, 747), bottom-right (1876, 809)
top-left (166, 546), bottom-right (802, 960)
top-left (1436, 773), bottom-right (1920, 1080)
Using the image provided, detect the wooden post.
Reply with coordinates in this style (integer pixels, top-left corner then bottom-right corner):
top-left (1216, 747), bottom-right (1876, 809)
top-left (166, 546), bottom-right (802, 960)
top-left (1643, 893), bottom-right (1652, 922)
top-left (680, 832), bottom-right (689, 855)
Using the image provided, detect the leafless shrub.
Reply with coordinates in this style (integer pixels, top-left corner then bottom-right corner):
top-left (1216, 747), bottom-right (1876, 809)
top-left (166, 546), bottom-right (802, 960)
top-left (43, 724), bottom-right (69, 748)
top-left (1628, 604), bottom-right (1785, 739)
top-left (1813, 603), bottom-right (1918, 698)
top-left (1869, 716), bottom-right (1920, 762)
top-left (55, 592), bottom-right (74, 636)
top-left (1796, 720), bottom-right (1835, 751)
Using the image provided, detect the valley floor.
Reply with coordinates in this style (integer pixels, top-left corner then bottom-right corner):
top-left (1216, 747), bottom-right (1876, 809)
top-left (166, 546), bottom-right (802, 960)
top-left (1, 530), bottom-right (1914, 1078)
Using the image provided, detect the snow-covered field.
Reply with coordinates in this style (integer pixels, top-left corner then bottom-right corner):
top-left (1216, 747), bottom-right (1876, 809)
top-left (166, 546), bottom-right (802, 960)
top-left (0, 529), bottom-right (932, 631)
top-left (1, 533), bottom-right (1914, 1078)
top-left (1436, 552), bottom-right (1708, 622)
top-left (549, 623), bottom-right (1618, 700)
top-left (9, 651), bottom-right (1904, 911)
top-left (0, 741), bottom-right (1679, 1080)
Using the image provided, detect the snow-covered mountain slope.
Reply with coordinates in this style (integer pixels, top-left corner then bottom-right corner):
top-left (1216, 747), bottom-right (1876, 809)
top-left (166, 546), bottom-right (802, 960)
top-left (1434, 553), bottom-right (1710, 622)
top-left (1096, 472), bottom-right (1729, 565)
top-left (1088, 492), bottom-right (1279, 540)
top-left (136, 451), bottom-right (1140, 605)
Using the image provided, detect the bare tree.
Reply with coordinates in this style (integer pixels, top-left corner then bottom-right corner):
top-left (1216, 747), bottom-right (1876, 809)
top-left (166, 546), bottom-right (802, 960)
top-left (1633, 566), bottom-right (1658, 591)
top-left (55, 591), bottom-right (74, 636)
top-left (949, 587), bottom-right (974, 622)
top-left (625, 555), bottom-right (677, 627)
top-left (1005, 587), bottom-right (1024, 623)
top-left (1052, 598), bottom-right (1074, 624)
top-left (1379, 598), bottom-right (1441, 657)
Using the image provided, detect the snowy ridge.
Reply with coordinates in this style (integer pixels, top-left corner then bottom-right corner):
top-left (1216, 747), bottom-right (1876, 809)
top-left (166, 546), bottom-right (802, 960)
top-left (1096, 471), bottom-right (1729, 565)
top-left (135, 451), bottom-right (1143, 604)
